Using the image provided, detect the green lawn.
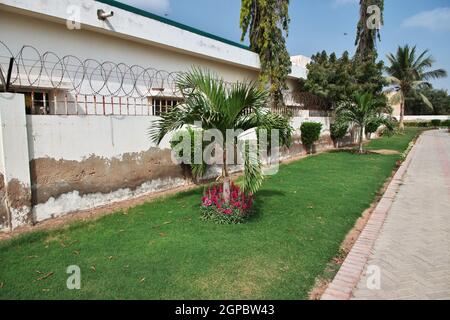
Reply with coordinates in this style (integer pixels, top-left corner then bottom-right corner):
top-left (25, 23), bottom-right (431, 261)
top-left (0, 128), bottom-right (422, 300)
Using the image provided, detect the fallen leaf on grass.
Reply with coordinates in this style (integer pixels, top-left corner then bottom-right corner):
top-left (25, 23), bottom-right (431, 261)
top-left (91, 265), bottom-right (96, 272)
top-left (36, 272), bottom-right (54, 281)
top-left (0, 282), bottom-right (4, 289)
top-left (108, 256), bottom-right (114, 260)
top-left (163, 221), bottom-right (172, 225)
top-left (139, 277), bottom-right (146, 283)
top-left (159, 233), bottom-right (167, 237)
top-left (42, 289), bottom-right (50, 292)
top-left (73, 250), bottom-right (80, 255)
top-left (27, 255), bottom-right (38, 259)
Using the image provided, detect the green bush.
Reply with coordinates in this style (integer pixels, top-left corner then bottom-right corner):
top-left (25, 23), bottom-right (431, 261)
top-left (330, 121), bottom-right (348, 141)
top-left (431, 119), bottom-right (441, 127)
top-left (404, 121), bottom-right (429, 128)
top-left (300, 122), bottom-right (323, 147)
top-left (441, 119), bottom-right (450, 128)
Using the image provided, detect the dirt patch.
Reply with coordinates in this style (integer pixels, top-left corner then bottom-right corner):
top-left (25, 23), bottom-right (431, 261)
top-left (370, 149), bottom-right (401, 155)
top-left (30, 148), bottom-right (188, 205)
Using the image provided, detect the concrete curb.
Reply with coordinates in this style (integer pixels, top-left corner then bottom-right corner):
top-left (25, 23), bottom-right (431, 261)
top-left (320, 134), bottom-right (422, 300)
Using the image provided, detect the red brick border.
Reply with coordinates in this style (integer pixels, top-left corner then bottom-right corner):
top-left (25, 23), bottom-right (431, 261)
top-left (321, 138), bottom-right (420, 300)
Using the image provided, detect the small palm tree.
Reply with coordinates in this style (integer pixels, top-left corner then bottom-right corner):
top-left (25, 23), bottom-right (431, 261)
top-left (336, 92), bottom-right (391, 153)
top-left (150, 68), bottom-right (292, 201)
top-left (385, 45), bottom-right (447, 130)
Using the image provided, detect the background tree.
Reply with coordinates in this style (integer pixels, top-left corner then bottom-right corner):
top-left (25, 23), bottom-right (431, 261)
top-left (405, 88), bottom-right (450, 116)
top-left (385, 45), bottom-right (447, 130)
top-left (355, 0), bottom-right (384, 61)
top-left (299, 51), bottom-right (385, 108)
top-left (240, 0), bottom-right (292, 108)
top-left (150, 68), bottom-right (292, 202)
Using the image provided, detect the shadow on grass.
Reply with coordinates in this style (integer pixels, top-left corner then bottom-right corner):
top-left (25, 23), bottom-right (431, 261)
top-left (248, 189), bottom-right (287, 223)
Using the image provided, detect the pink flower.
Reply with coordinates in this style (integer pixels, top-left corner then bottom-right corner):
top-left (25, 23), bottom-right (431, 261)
top-left (202, 197), bottom-right (212, 207)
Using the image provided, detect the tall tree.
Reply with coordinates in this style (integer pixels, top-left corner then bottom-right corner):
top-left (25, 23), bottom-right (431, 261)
top-left (355, 0), bottom-right (384, 61)
top-left (385, 45), bottom-right (447, 130)
top-left (240, 0), bottom-right (292, 108)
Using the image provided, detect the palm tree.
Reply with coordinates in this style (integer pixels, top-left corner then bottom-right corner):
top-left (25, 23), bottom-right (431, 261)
top-left (335, 92), bottom-right (391, 153)
top-left (150, 68), bottom-right (292, 202)
top-left (385, 45), bottom-right (447, 130)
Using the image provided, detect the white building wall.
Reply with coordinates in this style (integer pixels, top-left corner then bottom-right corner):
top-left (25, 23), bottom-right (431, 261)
top-left (0, 10), bottom-right (301, 91)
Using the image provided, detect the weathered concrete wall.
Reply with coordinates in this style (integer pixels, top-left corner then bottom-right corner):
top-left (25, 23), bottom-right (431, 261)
top-left (26, 115), bottom-right (189, 222)
top-left (0, 93), bottom-right (33, 230)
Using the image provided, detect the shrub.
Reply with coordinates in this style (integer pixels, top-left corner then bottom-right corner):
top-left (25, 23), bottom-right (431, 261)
top-left (201, 183), bottom-right (253, 224)
top-left (330, 121), bottom-right (348, 141)
top-left (300, 122), bottom-right (322, 147)
top-left (441, 119), bottom-right (450, 128)
top-left (431, 119), bottom-right (441, 127)
top-left (404, 121), bottom-right (429, 128)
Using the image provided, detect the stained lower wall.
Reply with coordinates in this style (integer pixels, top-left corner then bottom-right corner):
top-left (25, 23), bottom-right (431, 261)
top-left (0, 172), bottom-right (7, 229)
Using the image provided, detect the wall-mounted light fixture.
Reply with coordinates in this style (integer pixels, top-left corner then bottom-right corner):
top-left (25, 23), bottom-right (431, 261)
top-left (97, 9), bottom-right (114, 20)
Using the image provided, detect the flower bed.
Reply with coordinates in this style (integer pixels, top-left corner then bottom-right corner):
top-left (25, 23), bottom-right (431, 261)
top-left (201, 183), bottom-right (253, 224)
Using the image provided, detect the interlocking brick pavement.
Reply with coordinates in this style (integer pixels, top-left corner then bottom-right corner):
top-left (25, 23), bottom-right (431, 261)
top-left (351, 130), bottom-right (450, 300)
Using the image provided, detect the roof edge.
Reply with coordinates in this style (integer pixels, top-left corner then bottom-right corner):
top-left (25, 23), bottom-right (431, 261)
top-left (96, 0), bottom-right (251, 51)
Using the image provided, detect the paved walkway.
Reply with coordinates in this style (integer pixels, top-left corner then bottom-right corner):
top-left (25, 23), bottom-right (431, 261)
top-left (352, 130), bottom-right (450, 300)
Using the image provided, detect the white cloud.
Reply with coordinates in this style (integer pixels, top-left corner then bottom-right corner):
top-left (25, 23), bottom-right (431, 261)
top-left (402, 7), bottom-right (450, 31)
top-left (334, 0), bottom-right (359, 6)
top-left (121, 0), bottom-right (170, 14)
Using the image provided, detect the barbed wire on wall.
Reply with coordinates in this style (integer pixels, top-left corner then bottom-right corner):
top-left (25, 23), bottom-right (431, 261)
top-left (0, 41), bottom-right (188, 98)
top-left (0, 41), bottom-right (328, 113)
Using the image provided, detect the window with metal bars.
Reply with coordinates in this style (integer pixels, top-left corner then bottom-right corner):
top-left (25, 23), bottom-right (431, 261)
top-left (16, 91), bottom-right (50, 115)
top-left (152, 98), bottom-right (180, 116)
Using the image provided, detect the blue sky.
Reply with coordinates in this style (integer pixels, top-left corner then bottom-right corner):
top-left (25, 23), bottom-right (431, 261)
top-left (122, 0), bottom-right (450, 91)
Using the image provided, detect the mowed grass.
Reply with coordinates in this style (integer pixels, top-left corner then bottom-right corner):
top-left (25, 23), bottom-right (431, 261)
top-left (0, 128), bottom-right (423, 300)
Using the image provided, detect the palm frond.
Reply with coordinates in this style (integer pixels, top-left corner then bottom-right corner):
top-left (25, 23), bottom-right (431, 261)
top-left (241, 141), bottom-right (263, 195)
top-left (421, 69), bottom-right (448, 81)
top-left (419, 93), bottom-right (433, 110)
